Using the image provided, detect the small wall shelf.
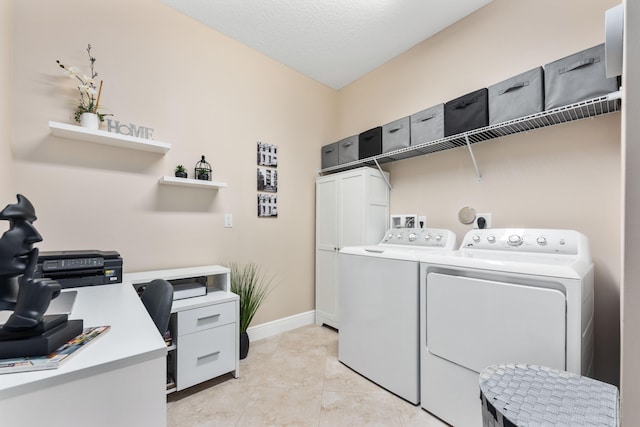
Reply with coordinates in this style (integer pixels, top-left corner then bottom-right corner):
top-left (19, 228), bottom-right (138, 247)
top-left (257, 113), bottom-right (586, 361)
top-left (159, 176), bottom-right (228, 189)
top-left (319, 92), bottom-right (622, 175)
top-left (49, 121), bottom-right (171, 154)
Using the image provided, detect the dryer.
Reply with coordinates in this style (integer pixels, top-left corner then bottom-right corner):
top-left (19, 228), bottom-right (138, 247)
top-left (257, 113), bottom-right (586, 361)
top-left (419, 228), bottom-right (594, 427)
top-left (339, 227), bottom-right (456, 404)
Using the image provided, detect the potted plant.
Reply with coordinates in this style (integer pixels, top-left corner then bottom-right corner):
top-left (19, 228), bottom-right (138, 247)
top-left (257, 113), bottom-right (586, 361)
top-left (174, 165), bottom-right (187, 178)
top-left (56, 44), bottom-right (111, 128)
top-left (228, 261), bottom-right (275, 359)
top-left (196, 168), bottom-right (209, 181)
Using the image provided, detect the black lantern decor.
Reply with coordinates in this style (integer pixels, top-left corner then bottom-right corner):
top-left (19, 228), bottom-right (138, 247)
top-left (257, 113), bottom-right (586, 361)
top-left (194, 155), bottom-right (212, 181)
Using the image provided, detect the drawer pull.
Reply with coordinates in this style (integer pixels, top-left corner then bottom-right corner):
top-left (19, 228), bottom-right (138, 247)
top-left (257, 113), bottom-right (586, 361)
top-left (197, 314), bottom-right (221, 322)
top-left (197, 350), bottom-right (221, 360)
top-left (419, 113), bottom-right (436, 122)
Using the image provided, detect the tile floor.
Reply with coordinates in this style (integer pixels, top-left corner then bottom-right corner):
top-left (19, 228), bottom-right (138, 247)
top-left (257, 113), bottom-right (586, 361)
top-left (167, 324), bottom-right (449, 426)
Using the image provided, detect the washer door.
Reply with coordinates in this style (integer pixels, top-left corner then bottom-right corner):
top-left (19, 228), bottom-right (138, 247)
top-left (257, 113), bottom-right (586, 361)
top-left (426, 272), bottom-right (566, 373)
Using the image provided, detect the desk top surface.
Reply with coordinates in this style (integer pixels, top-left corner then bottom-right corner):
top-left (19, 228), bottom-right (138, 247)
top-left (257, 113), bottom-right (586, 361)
top-left (0, 283), bottom-right (167, 399)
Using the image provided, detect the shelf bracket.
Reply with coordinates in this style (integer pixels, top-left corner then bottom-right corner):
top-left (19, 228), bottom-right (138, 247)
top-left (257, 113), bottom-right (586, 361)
top-left (465, 134), bottom-right (482, 182)
top-left (373, 158), bottom-right (393, 190)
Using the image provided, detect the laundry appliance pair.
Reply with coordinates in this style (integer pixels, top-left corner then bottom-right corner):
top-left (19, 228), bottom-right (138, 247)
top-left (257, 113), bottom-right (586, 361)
top-left (339, 227), bottom-right (594, 427)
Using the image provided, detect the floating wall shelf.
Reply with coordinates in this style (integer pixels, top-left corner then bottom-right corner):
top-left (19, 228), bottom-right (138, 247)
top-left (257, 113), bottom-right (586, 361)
top-left (319, 92), bottom-right (622, 175)
top-left (49, 121), bottom-right (171, 154)
top-left (159, 176), bottom-right (228, 189)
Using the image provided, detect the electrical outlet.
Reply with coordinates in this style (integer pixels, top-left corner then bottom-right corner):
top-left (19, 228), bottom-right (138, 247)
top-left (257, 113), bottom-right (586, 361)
top-left (419, 216), bottom-right (427, 229)
top-left (474, 213), bottom-right (492, 229)
top-left (224, 213), bottom-right (233, 228)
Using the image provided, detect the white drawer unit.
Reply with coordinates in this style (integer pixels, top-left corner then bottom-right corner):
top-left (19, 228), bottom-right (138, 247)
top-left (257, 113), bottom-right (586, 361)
top-left (124, 265), bottom-right (239, 394)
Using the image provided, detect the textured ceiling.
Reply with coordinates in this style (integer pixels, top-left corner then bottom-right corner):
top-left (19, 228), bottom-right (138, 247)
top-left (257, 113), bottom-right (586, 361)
top-left (160, 0), bottom-right (494, 90)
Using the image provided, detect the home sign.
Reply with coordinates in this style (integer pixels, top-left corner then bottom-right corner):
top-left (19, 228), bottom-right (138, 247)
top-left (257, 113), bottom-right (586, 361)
top-left (106, 119), bottom-right (154, 140)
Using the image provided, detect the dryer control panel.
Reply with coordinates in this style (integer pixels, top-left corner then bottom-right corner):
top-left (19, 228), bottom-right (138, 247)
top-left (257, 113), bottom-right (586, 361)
top-left (461, 228), bottom-right (587, 255)
top-left (381, 228), bottom-right (456, 249)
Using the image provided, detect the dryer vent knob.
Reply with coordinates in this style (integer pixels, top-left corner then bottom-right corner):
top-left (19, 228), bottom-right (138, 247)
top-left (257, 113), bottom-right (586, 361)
top-left (508, 235), bottom-right (523, 246)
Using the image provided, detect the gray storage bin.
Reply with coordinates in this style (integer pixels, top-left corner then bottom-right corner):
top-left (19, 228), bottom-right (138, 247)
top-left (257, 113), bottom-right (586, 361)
top-left (337, 135), bottom-right (358, 164)
top-left (358, 127), bottom-right (383, 159)
top-left (489, 67), bottom-right (544, 125)
top-left (545, 44), bottom-right (619, 110)
top-left (382, 116), bottom-right (410, 153)
top-left (321, 142), bottom-right (338, 169)
top-left (410, 104), bottom-right (444, 145)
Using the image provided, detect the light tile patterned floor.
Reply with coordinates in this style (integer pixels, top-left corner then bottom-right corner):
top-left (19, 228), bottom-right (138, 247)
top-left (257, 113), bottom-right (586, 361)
top-left (167, 324), bottom-right (449, 426)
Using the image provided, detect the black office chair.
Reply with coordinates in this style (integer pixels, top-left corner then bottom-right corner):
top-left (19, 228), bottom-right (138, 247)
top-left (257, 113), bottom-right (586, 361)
top-left (141, 279), bottom-right (173, 336)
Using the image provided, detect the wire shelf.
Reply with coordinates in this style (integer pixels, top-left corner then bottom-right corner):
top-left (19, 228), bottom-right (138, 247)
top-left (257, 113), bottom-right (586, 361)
top-left (319, 92), bottom-right (621, 175)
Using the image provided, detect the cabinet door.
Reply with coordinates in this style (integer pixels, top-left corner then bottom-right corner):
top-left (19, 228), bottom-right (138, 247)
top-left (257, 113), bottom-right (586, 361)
top-left (339, 172), bottom-right (366, 248)
top-left (316, 177), bottom-right (338, 326)
top-left (316, 177), bottom-right (338, 251)
top-left (315, 249), bottom-right (338, 327)
top-left (365, 170), bottom-right (391, 245)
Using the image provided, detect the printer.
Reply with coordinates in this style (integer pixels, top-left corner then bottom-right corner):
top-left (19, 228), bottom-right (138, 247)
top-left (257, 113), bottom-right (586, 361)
top-left (34, 250), bottom-right (123, 289)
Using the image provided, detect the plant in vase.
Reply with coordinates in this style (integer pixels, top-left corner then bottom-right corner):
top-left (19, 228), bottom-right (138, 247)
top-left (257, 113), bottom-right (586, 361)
top-left (174, 165), bottom-right (188, 178)
top-left (228, 261), bottom-right (275, 359)
top-left (56, 44), bottom-right (110, 128)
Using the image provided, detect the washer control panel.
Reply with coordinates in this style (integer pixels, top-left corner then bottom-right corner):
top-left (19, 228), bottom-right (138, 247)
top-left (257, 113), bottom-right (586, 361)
top-left (461, 228), bottom-right (583, 255)
top-left (382, 228), bottom-right (456, 249)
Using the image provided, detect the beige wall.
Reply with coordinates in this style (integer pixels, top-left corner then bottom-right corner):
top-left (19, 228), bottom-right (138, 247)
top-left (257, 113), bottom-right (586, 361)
top-left (8, 0), bottom-right (628, 396)
top-left (621, 1), bottom-right (639, 424)
top-left (10, 0), bottom-right (338, 326)
top-left (0, 0), bottom-right (13, 202)
top-left (337, 0), bottom-right (621, 386)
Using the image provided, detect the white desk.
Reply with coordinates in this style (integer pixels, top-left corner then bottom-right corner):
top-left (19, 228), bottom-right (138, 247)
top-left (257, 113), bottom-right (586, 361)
top-left (0, 283), bottom-right (167, 427)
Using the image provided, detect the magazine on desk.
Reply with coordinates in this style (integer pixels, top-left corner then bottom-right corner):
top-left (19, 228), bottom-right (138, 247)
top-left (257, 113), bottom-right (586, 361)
top-left (0, 325), bottom-right (110, 374)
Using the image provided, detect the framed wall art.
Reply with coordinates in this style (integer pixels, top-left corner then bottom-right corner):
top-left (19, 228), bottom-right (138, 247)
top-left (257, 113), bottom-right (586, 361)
top-left (257, 141), bottom-right (278, 217)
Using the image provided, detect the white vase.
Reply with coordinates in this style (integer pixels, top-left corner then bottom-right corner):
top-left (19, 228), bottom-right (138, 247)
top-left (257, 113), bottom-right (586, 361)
top-left (80, 112), bottom-right (99, 130)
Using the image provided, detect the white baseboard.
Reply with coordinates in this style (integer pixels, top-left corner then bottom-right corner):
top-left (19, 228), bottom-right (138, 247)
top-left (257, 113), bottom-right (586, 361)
top-left (247, 310), bottom-right (315, 342)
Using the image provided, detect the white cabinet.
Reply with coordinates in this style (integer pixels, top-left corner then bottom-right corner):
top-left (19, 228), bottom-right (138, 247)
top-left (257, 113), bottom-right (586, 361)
top-left (175, 302), bottom-right (237, 391)
top-left (124, 265), bottom-right (239, 394)
top-left (315, 167), bottom-right (390, 329)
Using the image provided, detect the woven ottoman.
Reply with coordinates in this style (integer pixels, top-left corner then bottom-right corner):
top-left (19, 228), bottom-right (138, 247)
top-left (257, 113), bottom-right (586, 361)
top-left (479, 364), bottom-right (619, 427)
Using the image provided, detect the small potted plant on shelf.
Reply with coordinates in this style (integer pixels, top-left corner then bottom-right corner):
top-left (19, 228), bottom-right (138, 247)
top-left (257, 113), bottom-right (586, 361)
top-left (196, 168), bottom-right (209, 181)
top-left (227, 261), bottom-right (275, 359)
top-left (174, 165), bottom-right (187, 178)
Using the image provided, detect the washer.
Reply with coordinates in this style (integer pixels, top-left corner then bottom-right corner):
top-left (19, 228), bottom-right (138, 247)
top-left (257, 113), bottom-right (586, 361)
top-left (338, 227), bottom-right (457, 404)
top-left (420, 228), bottom-right (594, 427)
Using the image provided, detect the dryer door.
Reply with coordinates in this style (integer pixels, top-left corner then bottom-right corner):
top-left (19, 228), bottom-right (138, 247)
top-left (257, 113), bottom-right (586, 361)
top-left (426, 272), bottom-right (566, 373)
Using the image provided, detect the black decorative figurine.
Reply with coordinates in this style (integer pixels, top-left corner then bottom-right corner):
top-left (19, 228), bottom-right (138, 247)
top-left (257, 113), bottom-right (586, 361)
top-left (0, 195), bottom-right (82, 358)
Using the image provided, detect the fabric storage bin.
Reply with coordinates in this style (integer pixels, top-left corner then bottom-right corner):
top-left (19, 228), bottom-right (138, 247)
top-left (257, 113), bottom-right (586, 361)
top-left (410, 104), bottom-right (444, 145)
top-left (337, 135), bottom-right (358, 164)
top-left (321, 142), bottom-right (338, 169)
top-left (545, 43), bottom-right (619, 110)
top-left (444, 88), bottom-right (489, 137)
top-left (358, 126), bottom-right (383, 159)
top-left (382, 116), bottom-right (410, 153)
top-left (489, 67), bottom-right (544, 125)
